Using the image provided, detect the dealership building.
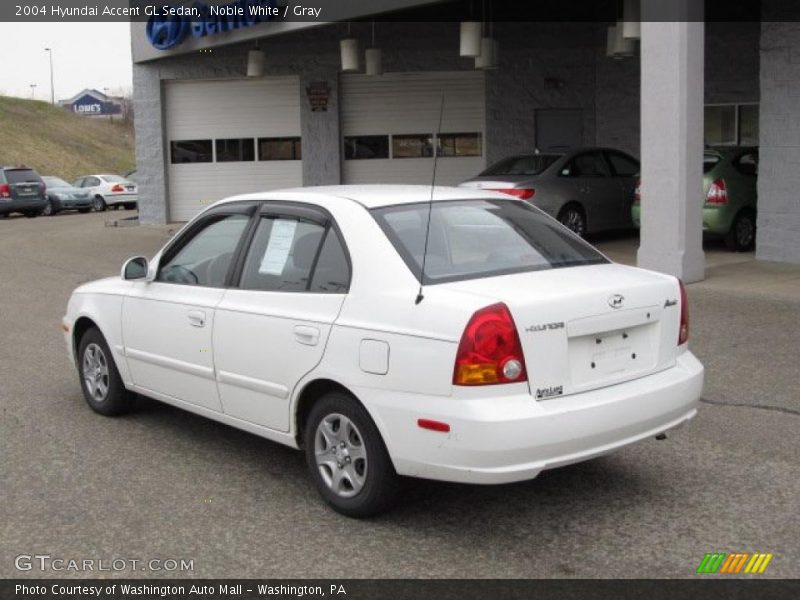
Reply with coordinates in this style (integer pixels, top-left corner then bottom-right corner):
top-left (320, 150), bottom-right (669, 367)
top-left (130, 0), bottom-right (800, 281)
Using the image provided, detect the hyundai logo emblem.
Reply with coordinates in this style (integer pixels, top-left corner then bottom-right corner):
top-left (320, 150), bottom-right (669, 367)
top-left (146, 14), bottom-right (190, 50)
top-left (608, 294), bottom-right (625, 309)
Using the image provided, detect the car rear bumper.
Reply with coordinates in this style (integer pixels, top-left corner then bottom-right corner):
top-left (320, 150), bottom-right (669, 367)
top-left (0, 197), bottom-right (47, 214)
top-left (363, 351), bottom-right (704, 484)
top-left (107, 193), bottom-right (138, 204)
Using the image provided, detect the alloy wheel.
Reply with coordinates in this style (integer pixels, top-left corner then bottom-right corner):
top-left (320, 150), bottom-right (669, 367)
top-left (561, 209), bottom-right (586, 236)
top-left (736, 215), bottom-right (755, 249)
top-left (82, 343), bottom-right (110, 402)
top-left (314, 413), bottom-right (368, 498)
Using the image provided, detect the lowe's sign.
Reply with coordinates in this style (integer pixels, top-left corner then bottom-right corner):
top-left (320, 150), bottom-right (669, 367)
top-left (146, 0), bottom-right (277, 50)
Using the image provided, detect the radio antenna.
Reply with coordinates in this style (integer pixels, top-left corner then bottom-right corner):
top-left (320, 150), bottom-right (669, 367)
top-left (415, 93), bottom-right (445, 305)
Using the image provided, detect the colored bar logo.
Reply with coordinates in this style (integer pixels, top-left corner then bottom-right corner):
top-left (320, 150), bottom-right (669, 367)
top-left (696, 552), bottom-right (774, 574)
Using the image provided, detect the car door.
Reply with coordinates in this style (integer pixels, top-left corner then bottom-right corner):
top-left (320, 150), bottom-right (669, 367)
top-left (121, 204), bottom-right (255, 411)
top-left (558, 151), bottom-right (618, 232)
top-left (604, 150), bottom-right (640, 227)
top-left (213, 203), bottom-right (351, 432)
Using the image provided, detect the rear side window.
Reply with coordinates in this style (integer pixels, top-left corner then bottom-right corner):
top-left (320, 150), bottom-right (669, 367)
top-left (733, 151), bottom-right (758, 176)
top-left (605, 152), bottom-right (639, 177)
top-left (4, 169), bottom-right (42, 184)
top-left (480, 155), bottom-right (559, 176)
top-left (560, 153), bottom-right (610, 178)
top-left (372, 199), bottom-right (608, 284)
top-left (239, 217), bottom-right (350, 293)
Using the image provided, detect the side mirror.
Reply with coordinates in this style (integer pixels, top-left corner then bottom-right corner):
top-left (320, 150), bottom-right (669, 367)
top-left (122, 256), bottom-right (149, 281)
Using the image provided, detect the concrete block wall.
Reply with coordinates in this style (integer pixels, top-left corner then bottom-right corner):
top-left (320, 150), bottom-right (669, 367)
top-left (757, 19), bottom-right (800, 263)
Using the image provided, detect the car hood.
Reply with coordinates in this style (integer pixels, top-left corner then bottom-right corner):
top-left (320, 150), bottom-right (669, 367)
top-left (73, 276), bottom-right (129, 296)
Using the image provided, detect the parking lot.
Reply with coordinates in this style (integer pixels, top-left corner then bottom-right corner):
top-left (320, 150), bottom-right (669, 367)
top-left (1, 210), bottom-right (798, 578)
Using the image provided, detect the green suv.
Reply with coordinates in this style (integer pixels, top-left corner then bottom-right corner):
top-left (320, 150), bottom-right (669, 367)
top-left (632, 146), bottom-right (758, 251)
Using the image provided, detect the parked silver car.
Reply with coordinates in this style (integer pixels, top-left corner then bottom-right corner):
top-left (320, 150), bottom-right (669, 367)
top-left (460, 148), bottom-right (640, 236)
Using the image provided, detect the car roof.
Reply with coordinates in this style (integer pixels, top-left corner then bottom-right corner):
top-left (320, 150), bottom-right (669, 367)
top-left (218, 184), bottom-right (512, 209)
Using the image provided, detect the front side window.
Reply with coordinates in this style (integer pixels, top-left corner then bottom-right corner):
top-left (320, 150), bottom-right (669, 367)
top-left (372, 199), bottom-right (607, 284)
top-left (157, 214), bottom-right (250, 287)
top-left (239, 217), bottom-right (350, 293)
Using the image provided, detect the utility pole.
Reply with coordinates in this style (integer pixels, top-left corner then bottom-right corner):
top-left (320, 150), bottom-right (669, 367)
top-left (44, 47), bottom-right (55, 104)
top-left (30, 84), bottom-right (37, 99)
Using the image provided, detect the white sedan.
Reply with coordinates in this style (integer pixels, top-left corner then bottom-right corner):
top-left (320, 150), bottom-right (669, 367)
top-left (62, 185), bottom-right (703, 516)
top-left (72, 174), bottom-right (138, 211)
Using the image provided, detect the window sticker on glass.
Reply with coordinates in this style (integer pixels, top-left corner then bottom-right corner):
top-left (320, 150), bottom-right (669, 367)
top-left (259, 219), bottom-right (297, 275)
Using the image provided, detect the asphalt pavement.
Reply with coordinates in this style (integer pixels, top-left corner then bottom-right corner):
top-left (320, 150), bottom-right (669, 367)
top-left (1, 210), bottom-right (797, 578)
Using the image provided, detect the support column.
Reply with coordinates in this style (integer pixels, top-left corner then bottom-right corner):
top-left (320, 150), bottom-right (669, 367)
top-left (636, 2), bottom-right (705, 282)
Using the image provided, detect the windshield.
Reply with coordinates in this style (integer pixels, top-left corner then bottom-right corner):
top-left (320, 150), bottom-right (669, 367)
top-left (480, 154), bottom-right (560, 177)
top-left (42, 176), bottom-right (70, 188)
top-left (372, 199), bottom-right (608, 284)
top-left (5, 169), bottom-right (42, 184)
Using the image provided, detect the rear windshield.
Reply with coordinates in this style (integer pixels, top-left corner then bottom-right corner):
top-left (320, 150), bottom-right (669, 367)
top-left (703, 154), bottom-right (721, 173)
top-left (103, 174), bottom-right (128, 183)
top-left (372, 199), bottom-right (608, 284)
top-left (4, 169), bottom-right (42, 184)
top-left (480, 154), bottom-right (560, 176)
top-left (42, 176), bottom-right (70, 188)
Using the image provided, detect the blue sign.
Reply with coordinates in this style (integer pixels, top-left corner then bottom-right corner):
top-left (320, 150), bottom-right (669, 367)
top-left (146, 0), bottom-right (276, 50)
top-left (72, 94), bottom-right (122, 116)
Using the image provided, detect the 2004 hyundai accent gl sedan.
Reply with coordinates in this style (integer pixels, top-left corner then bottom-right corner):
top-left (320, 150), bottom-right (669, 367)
top-left (63, 185), bottom-right (704, 517)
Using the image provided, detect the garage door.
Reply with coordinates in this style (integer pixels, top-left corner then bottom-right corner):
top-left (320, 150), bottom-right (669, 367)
top-left (341, 71), bottom-right (485, 186)
top-left (165, 77), bottom-right (302, 222)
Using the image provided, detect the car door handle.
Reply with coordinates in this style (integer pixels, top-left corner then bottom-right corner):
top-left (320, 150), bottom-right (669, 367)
top-left (187, 310), bottom-right (206, 328)
top-left (294, 325), bottom-right (320, 346)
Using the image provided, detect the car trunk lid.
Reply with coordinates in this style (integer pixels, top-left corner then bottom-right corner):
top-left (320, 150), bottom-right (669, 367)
top-left (443, 263), bottom-right (682, 399)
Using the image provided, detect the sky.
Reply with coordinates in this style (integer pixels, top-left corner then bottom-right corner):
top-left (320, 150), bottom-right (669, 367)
top-left (0, 23), bottom-right (133, 101)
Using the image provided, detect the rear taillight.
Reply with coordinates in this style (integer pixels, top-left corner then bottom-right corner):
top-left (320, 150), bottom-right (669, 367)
top-left (111, 184), bottom-right (124, 192)
top-left (706, 178), bottom-right (728, 204)
top-left (0, 184), bottom-right (9, 198)
top-left (678, 280), bottom-right (689, 345)
top-left (490, 188), bottom-right (535, 200)
top-left (453, 303), bottom-right (528, 386)
top-left (633, 178), bottom-right (641, 204)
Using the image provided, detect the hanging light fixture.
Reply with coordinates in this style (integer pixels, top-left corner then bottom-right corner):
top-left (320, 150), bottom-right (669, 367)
top-left (340, 23), bottom-right (360, 72)
top-left (613, 21), bottom-right (636, 57)
top-left (366, 21), bottom-right (382, 76)
top-left (622, 0), bottom-right (641, 40)
top-left (246, 42), bottom-right (265, 77)
top-left (475, 24), bottom-right (499, 69)
top-left (460, 22), bottom-right (482, 57)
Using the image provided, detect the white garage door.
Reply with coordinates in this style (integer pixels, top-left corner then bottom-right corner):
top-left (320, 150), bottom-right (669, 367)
top-left (165, 77), bottom-right (302, 222)
top-left (341, 71), bottom-right (486, 186)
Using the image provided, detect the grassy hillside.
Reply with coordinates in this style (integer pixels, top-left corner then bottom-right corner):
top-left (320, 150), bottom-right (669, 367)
top-left (0, 95), bottom-right (134, 181)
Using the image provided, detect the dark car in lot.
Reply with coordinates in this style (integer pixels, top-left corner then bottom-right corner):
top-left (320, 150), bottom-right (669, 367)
top-left (0, 166), bottom-right (47, 218)
top-left (460, 147), bottom-right (640, 236)
top-left (40, 176), bottom-right (93, 216)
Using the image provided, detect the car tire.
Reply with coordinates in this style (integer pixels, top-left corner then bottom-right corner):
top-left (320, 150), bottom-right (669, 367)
top-left (41, 199), bottom-right (55, 216)
top-left (558, 204), bottom-right (587, 237)
top-left (304, 391), bottom-right (399, 518)
top-left (93, 196), bottom-right (107, 212)
top-left (725, 210), bottom-right (756, 252)
top-left (77, 327), bottom-right (134, 416)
